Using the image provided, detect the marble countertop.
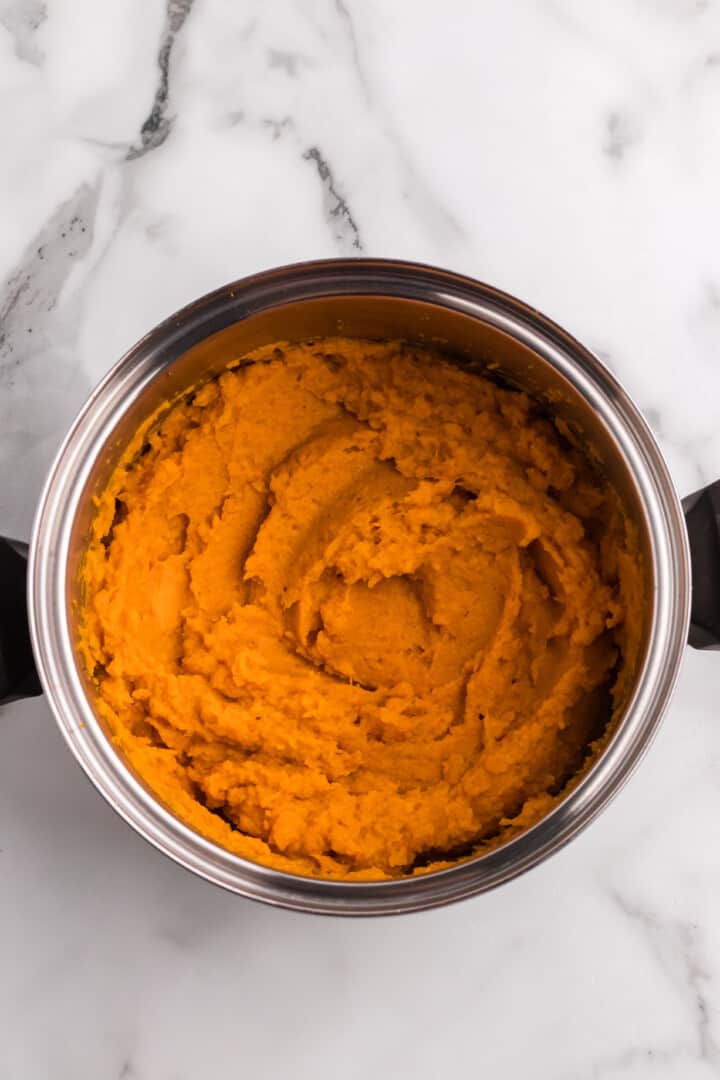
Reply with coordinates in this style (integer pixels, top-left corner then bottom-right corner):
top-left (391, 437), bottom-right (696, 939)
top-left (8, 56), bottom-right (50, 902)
top-left (2, 1), bottom-right (720, 1076)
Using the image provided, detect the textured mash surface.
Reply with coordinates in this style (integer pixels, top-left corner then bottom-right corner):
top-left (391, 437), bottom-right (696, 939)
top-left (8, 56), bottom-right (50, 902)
top-left (80, 339), bottom-right (643, 879)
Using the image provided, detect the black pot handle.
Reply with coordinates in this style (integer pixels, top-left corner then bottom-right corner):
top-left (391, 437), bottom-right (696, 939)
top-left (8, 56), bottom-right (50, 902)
top-left (0, 536), bottom-right (42, 704)
top-left (683, 480), bottom-right (720, 649)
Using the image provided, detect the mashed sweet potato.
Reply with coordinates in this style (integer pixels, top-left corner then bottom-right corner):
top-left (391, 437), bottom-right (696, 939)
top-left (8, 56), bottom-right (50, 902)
top-left (79, 338), bottom-right (643, 879)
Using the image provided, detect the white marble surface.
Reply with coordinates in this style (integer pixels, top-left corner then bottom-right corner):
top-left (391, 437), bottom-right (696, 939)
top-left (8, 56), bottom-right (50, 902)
top-left (2, 1), bottom-right (720, 1076)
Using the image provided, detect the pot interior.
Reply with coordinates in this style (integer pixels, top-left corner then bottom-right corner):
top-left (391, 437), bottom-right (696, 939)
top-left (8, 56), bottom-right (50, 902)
top-left (66, 290), bottom-right (654, 853)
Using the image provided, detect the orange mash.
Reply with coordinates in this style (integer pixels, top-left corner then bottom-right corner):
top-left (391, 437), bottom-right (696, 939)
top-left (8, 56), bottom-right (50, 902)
top-left (79, 338), bottom-right (643, 879)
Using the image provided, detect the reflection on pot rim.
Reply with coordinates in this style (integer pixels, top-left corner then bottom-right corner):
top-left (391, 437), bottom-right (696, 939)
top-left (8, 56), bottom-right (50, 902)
top-left (28, 259), bottom-right (690, 915)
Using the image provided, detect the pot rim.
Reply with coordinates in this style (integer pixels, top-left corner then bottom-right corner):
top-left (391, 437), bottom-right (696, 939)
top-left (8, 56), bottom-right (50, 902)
top-left (28, 257), bottom-right (691, 915)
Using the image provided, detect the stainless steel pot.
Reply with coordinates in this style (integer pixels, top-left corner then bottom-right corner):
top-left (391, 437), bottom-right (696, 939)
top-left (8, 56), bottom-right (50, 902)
top-left (1, 258), bottom-right (714, 915)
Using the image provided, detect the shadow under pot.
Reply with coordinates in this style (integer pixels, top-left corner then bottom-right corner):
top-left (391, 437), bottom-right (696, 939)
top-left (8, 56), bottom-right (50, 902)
top-left (0, 259), bottom-right (716, 915)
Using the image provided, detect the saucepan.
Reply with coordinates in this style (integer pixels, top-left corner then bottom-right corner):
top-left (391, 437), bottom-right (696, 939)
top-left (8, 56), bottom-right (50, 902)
top-left (1, 259), bottom-right (717, 915)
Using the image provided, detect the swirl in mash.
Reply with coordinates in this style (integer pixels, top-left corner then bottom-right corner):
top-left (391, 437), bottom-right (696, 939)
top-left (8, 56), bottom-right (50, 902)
top-left (80, 339), bottom-right (642, 879)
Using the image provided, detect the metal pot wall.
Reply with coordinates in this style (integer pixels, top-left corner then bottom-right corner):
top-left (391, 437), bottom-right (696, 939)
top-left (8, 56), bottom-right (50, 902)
top-left (1, 259), bottom-right (715, 915)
